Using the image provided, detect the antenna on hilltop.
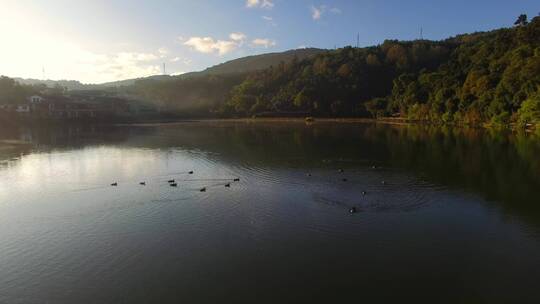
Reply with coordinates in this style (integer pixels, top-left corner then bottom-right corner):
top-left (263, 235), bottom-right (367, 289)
top-left (163, 62), bottom-right (166, 75)
top-left (42, 66), bottom-right (46, 80)
top-left (420, 27), bottom-right (424, 40)
top-left (356, 33), bottom-right (359, 48)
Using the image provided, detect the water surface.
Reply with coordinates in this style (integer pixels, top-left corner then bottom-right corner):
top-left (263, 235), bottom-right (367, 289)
top-left (1, 122), bottom-right (540, 303)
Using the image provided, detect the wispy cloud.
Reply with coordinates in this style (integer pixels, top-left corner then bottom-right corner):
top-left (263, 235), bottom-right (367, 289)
top-left (171, 56), bottom-right (192, 65)
top-left (311, 5), bottom-right (323, 20)
top-left (310, 5), bottom-right (341, 20)
top-left (251, 38), bottom-right (276, 48)
top-left (158, 47), bottom-right (169, 58)
top-left (262, 15), bottom-right (277, 26)
top-left (246, 0), bottom-right (274, 9)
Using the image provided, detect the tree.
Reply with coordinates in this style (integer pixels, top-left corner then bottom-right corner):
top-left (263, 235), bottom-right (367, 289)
top-left (365, 98), bottom-right (388, 118)
top-left (293, 90), bottom-right (310, 109)
top-left (514, 14), bottom-right (528, 26)
top-left (0, 76), bottom-right (30, 105)
top-left (517, 93), bottom-right (540, 126)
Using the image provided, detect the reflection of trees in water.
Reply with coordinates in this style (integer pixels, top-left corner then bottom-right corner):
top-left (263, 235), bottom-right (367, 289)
top-left (1, 122), bottom-right (539, 228)
top-left (144, 122), bottom-right (540, 229)
top-left (360, 124), bottom-right (540, 228)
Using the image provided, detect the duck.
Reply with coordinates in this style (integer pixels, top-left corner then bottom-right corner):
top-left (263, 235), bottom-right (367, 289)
top-left (233, 178), bottom-right (240, 182)
top-left (111, 182), bottom-right (118, 187)
top-left (225, 183), bottom-right (231, 188)
top-left (188, 171), bottom-right (194, 174)
top-left (140, 182), bottom-right (146, 186)
top-left (170, 183), bottom-right (178, 187)
top-left (338, 169), bottom-right (344, 173)
top-left (342, 178), bottom-right (348, 182)
top-left (168, 179), bottom-right (175, 183)
top-left (307, 173), bottom-right (312, 177)
top-left (362, 190), bottom-right (367, 195)
top-left (349, 207), bottom-right (357, 214)
top-left (200, 187), bottom-right (207, 192)
top-left (381, 181), bottom-right (387, 185)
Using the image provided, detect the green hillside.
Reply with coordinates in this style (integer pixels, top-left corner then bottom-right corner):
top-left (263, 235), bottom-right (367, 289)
top-left (220, 15), bottom-right (540, 127)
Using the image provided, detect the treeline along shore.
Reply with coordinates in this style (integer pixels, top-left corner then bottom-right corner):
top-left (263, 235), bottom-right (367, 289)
top-left (1, 14), bottom-right (539, 129)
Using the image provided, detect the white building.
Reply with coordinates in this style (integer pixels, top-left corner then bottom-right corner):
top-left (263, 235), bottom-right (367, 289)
top-left (15, 104), bottom-right (31, 113)
top-left (28, 95), bottom-right (44, 104)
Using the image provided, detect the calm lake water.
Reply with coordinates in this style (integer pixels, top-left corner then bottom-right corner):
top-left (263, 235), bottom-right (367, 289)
top-left (1, 121), bottom-right (540, 303)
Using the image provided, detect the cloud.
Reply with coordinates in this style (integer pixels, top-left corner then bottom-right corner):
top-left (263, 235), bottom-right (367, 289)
top-left (251, 38), bottom-right (276, 48)
top-left (171, 56), bottom-right (192, 65)
top-left (229, 32), bottom-right (247, 42)
top-left (262, 15), bottom-right (277, 26)
top-left (246, 0), bottom-right (259, 8)
top-left (310, 5), bottom-right (340, 20)
top-left (116, 52), bottom-right (159, 63)
top-left (96, 53), bottom-right (161, 81)
top-left (158, 47), bottom-right (169, 57)
top-left (184, 34), bottom-right (244, 55)
top-left (311, 5), bottom-right (323, 20)
top-left (261, 0), bottom-right (274, 9)
top-left (246, 0), bottom-right (274, 9)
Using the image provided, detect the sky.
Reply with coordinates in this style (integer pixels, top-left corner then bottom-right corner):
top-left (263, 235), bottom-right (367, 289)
top-left (0, 0), bottom-right (537, 84)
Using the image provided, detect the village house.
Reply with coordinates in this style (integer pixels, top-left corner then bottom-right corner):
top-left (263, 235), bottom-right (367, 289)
top-left (1, 90), bottom-right (151, 120)
top-left (15, 104), bottom-right (31, 114)
top-left (28, 95), bottom-right (44, 104)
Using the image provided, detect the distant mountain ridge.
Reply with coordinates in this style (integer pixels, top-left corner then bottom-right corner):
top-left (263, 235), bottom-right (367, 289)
top-left (13, 48), bottom-right (325, 90)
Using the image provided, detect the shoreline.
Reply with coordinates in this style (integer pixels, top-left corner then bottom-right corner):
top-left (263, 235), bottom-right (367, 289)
top-left (115, 117), bottom-right (420, 127)
top-left (3, 115), bottom-right (536, 133)
top-left (115, 117), bottom-right (539, 134)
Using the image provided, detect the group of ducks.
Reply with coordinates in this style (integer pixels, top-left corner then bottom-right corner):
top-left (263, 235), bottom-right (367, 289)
top-left (110, 166), bottom-right (385, 214)
top-left (308, 167), bottom-right (387, 214)
top-left (110, 170), bottom-right (240, 193)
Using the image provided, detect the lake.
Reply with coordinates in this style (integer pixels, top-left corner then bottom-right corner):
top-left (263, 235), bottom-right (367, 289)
top-left (1, 121), bottom-right (540, 303)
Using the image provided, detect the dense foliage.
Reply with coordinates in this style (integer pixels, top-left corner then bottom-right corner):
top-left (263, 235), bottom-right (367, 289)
top-left (221, 15), bottom-right (540, 126)
top-left (0, 76), bottom-right (34, 104)
top-left (221, 41), bottom-right (452, 117)
top-left (390, 15), bottom-right (540, 126)
top-left (0, 76), bottom-right (67, 104)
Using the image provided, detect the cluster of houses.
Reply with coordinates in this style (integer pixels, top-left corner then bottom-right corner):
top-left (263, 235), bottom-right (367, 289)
top-left (0, 91), bottom-right (156, 120)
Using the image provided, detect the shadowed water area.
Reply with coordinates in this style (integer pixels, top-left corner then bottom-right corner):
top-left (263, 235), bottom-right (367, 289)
top-left (1, 122), bottom-right (540, 303)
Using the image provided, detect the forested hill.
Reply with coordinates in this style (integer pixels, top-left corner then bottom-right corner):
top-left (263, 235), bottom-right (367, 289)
top-left (181, 48), bottom-right (325, 77)
top-left (128, 15), bottom-right (539, 126)
top-left (220, 15), bottom-right (540, 126)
